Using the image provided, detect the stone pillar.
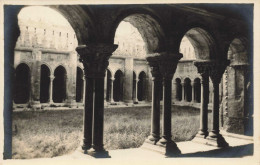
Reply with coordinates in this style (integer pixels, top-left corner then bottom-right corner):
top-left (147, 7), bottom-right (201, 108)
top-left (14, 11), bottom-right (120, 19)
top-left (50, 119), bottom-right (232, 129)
top-left (193, 61), bottom-right (210, 140)
top-left (145, 56), bottom-right (162, 144)
top-left (133, 78), bottom-right (138, 102)
top-left (30, 49), bottom-right (41, 109)
top-left (191, 81), bottom-right (195, 102)
top-left (104, 70), bottom-right (107, 105)
top-left (110, 78), bottom-right (115, 103)
top-left (181, 82), bottom-right (185, 102)
top-left (158, 53), bottom-right (182, 156)
top-left (76, 43), bottom-right (118, 157)
top-left (66, 51), bottom-right (77, 108)
top-left (142, 53), bottom-right (182, 156)
top-left (49, 75), bottom-right (54, 104)
top-left (82, 77), bottom-right (86, 103)
top-left (123, 57), bottom-right (134, 103)
top-left (207, 60), bottom-right (230, 147)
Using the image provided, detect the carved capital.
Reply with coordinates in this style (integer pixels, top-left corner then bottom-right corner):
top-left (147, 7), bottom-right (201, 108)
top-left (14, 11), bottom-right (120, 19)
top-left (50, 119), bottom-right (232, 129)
top-left (208, 60), bottom-right (230, 85)
top-left (76, 44), bottom-right (118, 78)
top-left (158, 52), bottom-right (183, 81)
top-left (146, 55), bottom-right (162, 80)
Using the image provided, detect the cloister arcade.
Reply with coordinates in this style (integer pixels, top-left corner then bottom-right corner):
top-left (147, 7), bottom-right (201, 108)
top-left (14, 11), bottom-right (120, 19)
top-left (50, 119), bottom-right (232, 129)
top-left (3, 4), bottom-right (253, 159)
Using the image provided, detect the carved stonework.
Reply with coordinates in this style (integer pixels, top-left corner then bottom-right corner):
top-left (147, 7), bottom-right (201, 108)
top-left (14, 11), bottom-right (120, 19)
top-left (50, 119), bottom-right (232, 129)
top-left (146, 55), bottom-right (161, 79)
top-left (76, 44), bottom-right (118, 78)
top-left (208, 60), bottom-right (230, 85)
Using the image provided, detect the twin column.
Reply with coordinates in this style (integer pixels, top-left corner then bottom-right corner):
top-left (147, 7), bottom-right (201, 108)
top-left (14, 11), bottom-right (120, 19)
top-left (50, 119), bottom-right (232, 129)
top-left (193, 60), bottom-right (229, 147)
top-left (76, 44), bottom-right (118, 157)
top-left (145, 53), bottom-right (183, 155)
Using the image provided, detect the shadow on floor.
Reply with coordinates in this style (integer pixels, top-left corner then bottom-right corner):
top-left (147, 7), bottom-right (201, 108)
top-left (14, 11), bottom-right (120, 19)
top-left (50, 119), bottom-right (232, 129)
top-left (176, 143), bottom-right (254, 158)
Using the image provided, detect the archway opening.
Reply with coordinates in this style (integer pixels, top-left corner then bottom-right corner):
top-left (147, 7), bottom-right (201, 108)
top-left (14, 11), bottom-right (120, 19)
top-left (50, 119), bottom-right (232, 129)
top-left (14, 63), bottom-right (30, 104)
top-left (106, 70), bottom-right (112, 102)
top-left (180, 28), bottom-right (216, 60)
top-left (133, 72), bottom-right (137, 101)
top-left (137, 71), bottom-right (146, 101)
top-left (113, 70), bottom-right (124, 102)
top-left (40, 64), bottom-right (50, 103)
top-left (175, 78), bottom-right (182, 101)
top-left (194, 78), bottom-right (201, 103)
top-left (76, 67), bottom-right (83, 103)
top-left (53, 66), bottom-right (67, 103)
top-left (184, 78), bottom-right (192, 102)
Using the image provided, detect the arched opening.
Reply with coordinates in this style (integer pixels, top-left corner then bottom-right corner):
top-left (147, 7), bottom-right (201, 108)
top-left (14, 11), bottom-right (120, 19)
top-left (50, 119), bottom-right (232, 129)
top-left (184, 78), bottom-right (192, 102)
top-left (137, 71), bottom-right (146, 101)
top-left (194, 78), bottom-right (201, 103)
top-left (226, 37), bottom-right (252, 135)
top-left (175, 78), bottom-right (182, 101)
top-left (106, 69), bottom-right (112, 102)
top-left (53, 66), bottom-right (67, 103)
top-left (40, 64), bottom-right (50, 103)
top-left (113, 70), bottom-right (124, 102)
top-left (76, 67), bottom-right (83, 102)
top-left (180, 27), bottom-right (216, 60)
top-left (14, 63), bottom-right (30, 104)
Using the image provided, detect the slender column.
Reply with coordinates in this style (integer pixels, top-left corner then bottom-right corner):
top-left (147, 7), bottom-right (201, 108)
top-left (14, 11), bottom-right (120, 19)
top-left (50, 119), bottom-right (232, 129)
top-left (134, 79), bottom-right (138, 102)
top-left (110, 78), bottom-right (115, 103)
top-left (191, 81), bottom-right (195, 102)
top-left (158, 53), bottom-right (182, 155)
top-left (207, 60), bottom-right (229, 147)
top-left (210, 81), bottom-right (220, 137)
top-left (82, 77), bottom-right (86, 103)
top-left (181, 82), bottom-right (185, 102)
top-left (145, 57), bottom-right (162, 144)
top-left (76, 44), bottom-right (118, 157)
top-left (104, 71), bottom-right (107, 105)
top-left (49, 75), bottom-right (54, 104)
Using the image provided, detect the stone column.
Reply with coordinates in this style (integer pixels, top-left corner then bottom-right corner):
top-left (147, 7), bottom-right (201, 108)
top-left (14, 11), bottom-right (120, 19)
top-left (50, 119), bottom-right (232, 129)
top-left (30, 49), bottom-right (41, 110)
top-left (181, 82), bottom-right (185, 102)
top-left (76, 43), bottom-right (118, 157)
top-left (133, 78), bottom-right (138, 102)
top-left (49, 75), bottom-right (54, 104)
top-left (110, 78), bottom-right (115, 103)
top-left (82, 76), bottom-right (86, 103)
top-left (66, 51), bottom-right (77, 108)
top-left (193, 61), bottom-right (210, 140)
top-left (123, 57), bottom-right (134, 103)
top-left (191, 81), bottom-right (195, 102)
top-left (145, 56), bottom-right (162, 144)
top-left (104, 70), bottom-right (107, 105)
top-left (157, 53), bottom-right (182, 156)
top-left (207, 60), bottom-right (229, 147)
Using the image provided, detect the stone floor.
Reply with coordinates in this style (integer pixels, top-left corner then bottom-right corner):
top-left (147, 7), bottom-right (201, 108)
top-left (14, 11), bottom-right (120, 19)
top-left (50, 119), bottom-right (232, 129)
top-left (3, 132), bottom-right (257, 165)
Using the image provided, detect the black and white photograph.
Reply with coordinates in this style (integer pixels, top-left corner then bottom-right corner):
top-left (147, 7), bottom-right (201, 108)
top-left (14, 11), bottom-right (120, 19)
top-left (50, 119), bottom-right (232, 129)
top-left (0, 0), bottom-right (259, 165)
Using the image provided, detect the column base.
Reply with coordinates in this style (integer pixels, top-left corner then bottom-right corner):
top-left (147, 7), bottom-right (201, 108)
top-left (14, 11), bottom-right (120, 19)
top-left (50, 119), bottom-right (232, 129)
top-left (192, 132), bottom-right (208, 144)
top-left (84, 148), bottom-right (110, 158)
top-left (206, 133), bottom-right (229, 148)
top-left (30, 101), bottom-right (41, 110)
top-left (142, 138), bottom-right (181, 157)
top-left (82, 141), bottom-right (91, 151)
top-left (145, 135), bottom-right (160, 145)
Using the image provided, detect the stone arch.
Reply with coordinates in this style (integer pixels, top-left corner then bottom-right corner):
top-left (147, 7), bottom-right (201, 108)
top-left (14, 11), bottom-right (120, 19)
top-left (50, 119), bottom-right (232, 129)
top-left (106, 69), bottom-right (112, 102)
top-left (17, 5), bottom-right (96, 45)
top-left (14, 63), bottom-right (31, 104)
top-left (76, 67), bottom-right (84, 102)
top-left (228, 37), bottom-right (248, 65)
top-left (40, 64), bottom-right (51, 103)
top-left (175, 78), bottom-right (182, 101)
top-left (111, 9), bottom-right (166, 54)
top-left (194, 78), bottom-right (201, 103)
top-left (113, 70), bottom-right (124, 102)
top-left (137, 71), bottom-right (147, 101)
top-left (184, 78), bottom-right (192, 102)
top-left (53, 65), bottom-right (67, 103)
top-left (178, 27), bottom-right (217, 60)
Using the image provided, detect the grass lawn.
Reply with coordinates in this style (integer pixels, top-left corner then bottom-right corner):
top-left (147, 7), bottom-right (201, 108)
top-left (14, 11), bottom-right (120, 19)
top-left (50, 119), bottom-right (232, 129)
top-left (12, 105), bottom-right (211, 159)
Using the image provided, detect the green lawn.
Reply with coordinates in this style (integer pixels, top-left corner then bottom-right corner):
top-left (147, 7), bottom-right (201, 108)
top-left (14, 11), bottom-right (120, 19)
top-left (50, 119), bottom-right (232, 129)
top-left (12, 105), bottom-right (211, 159)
